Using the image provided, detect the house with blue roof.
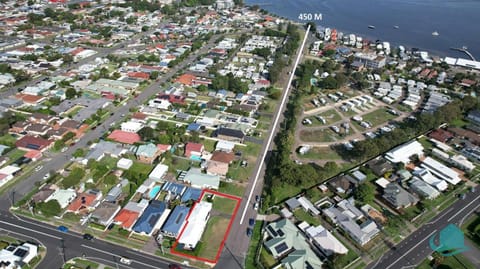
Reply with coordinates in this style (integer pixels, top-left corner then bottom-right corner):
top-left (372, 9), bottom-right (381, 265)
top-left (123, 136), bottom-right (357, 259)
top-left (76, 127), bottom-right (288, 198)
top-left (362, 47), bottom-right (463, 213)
top-left (161, 205), bottom-right (190, 238)
top-left (186, 123), bottom-right (201, 132)
top-left (216, 89), bottom-right (228, 99)
top-left (132, 200), bottom-right (171, 236)
top-left (181, 187), bottom-right (202, 202)
top-left (162, 181), bottom-right (186, 197)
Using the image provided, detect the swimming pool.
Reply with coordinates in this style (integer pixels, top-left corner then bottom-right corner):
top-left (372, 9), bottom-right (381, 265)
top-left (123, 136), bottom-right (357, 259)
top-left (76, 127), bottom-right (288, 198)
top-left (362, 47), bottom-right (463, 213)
top-left (149, 185), bottom-right (161, 199)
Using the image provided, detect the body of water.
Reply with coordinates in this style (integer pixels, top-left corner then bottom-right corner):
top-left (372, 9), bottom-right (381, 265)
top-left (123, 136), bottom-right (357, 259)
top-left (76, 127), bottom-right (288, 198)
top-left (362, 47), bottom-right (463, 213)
top-left (245, 0), bottom-right (479, 59)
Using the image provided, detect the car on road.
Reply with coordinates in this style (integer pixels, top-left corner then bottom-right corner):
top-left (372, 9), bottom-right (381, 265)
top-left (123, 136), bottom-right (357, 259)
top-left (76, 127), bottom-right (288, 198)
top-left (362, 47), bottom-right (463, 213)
top-left (471, 187), bottom-right (476, 193)
top-left (61, 147), bottom-right (68, 153)
top-left (83, 233), bottom-right (94, 240)
top-left (35, 165), bottom-right (43, 172)
top-left (119, 257), bottom-right (132, 265)
top-left (459, 193), bottom-right (466, 200)
top-left (246, 228), bottom-right (253, 237)
top-left (57, 226), bottom-right (68, 233)
top-left (42, 173), bottom-right (50, 180)
top-left (169, 264), bottom-right (182, 269)
top-left (249, 218), bottom-right (255, 227)
top-left (255, 195), bottom-right (260, 203)
top-left (253, 202), bottom-right (259, 211)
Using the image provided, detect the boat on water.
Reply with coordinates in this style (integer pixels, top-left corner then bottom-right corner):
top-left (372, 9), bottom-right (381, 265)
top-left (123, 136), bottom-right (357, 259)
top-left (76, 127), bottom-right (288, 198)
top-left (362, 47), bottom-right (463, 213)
top-left (368, 25), bottom-right (375, 29)
top-left (432, 31), bottom-right (439, 36)
top-left (393, 25), bottom-right (399, 29)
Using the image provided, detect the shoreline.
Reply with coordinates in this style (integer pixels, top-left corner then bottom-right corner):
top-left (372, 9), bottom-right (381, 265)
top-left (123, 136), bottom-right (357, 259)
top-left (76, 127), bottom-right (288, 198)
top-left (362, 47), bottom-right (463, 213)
top-left (245, 2), bottom-right (476, 61)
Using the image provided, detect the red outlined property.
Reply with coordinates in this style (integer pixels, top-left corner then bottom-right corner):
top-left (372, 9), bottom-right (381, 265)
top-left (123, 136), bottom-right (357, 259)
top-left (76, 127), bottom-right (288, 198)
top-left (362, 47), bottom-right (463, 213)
top-left (171, 189), bottom-right (241, 264)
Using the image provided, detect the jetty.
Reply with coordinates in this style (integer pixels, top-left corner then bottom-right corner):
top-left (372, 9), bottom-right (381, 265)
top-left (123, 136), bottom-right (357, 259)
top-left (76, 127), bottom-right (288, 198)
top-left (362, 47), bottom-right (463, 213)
top-left (450, 46), bottom-right (476, 61)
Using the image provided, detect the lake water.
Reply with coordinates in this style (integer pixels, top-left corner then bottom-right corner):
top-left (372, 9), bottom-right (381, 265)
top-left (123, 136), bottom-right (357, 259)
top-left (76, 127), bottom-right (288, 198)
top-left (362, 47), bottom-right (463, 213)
top-left (245, 0), bottom-right (480, 59)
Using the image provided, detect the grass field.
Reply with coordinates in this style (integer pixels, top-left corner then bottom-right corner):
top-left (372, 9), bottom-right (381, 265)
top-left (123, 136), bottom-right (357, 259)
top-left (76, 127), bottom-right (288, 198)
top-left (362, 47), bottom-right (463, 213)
top-left (196, 216), bottom-right (231, 261)
top-left (293, 209), bottom-right (321, 226)
top-left (299, 146), bottom-right (343, 160)
top-left (417, 254), bottom-right (476, 269)
top-left (211, 196), bottom-right (238, 215)
top-left (362, 108), bottom-right (396, 126)
top-left (0, 134), bottom-right (17, 147)
top-left (305, 109), bottom-right (342, 126)
top-left (218, 181), bottom-right (245, 197)
top-left (5, 148), bottom-right (27, 165)
top-left (299, 128), bottom-right (340, 143)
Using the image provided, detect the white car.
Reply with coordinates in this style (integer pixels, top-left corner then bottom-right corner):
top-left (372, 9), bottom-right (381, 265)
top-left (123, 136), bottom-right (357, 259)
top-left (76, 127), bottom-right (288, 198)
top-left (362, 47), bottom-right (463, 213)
top-left (43, 173), bottom-right (50, 180)
top-left (61, 147), bottom-right (68, 153)
top-left (119, 257), bottom-right (132, 265)
top-left (253, 202), bottom-right (259, 211)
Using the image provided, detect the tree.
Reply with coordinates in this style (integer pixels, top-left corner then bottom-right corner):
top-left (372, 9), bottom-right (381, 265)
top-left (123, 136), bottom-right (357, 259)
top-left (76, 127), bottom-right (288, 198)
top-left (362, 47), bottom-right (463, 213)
top-left (65, 88), bottom-right (77, 99)
top-left (197, 84), bottom-right (208, 92)
top-left (53, 140), bottom-right (65, 151)
top-left (150, 71), bottom-right (159, 80)
top-left (36, 200), bottom-right (61, 217)
top-left (138, 127), bottom-right (155, 141)
top-left (103, 174), bottom-right (118, 185)
top-left (72, 148), bottom-right (85, 158)
top-left (354, 182), bottom-right (375, 205)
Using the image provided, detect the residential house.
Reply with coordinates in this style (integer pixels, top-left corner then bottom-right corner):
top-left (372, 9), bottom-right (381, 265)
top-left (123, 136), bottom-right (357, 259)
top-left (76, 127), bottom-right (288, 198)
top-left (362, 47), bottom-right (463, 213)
top-left (409, 177), bottom-right (440, 200)
top-left (104, 180), bottom-right (129, 203)
top-left (178, 201), bottom-right (212, 249)
top-left (66, 190), bottom-right (102, 214)
top-left (31, 184), bottom-right (55, 204)
top-left (305, 225), bottom-right (348, 256)
top-left (45, 189), bottom-right (77, 209)
top-left (90, 202), bottom-right (121, 228)
top-left (214, 127), bottom-right (245, 143)
top-left (329, 174), bottom-right (357, 194)
top-left (114, 200), bottom-right (149, 230)
top-left (412, 168), bottom-right (448, 191)
top-left (322, 205), bottom-right (380, 246)
top-left (15, 135), bottom-right (53, 152)
top-left (467, 110), bottom-right (480, 125)
top-left (162, 182), bottom-right (187, 198)
top-left (382, 183), bottom-right (419, 209)
top-left (149, 164), bottom-right (169, 182)
top-left (132, 200), bottom-right (171, 236)
top-left (263, 219), bottom-right (323, 269)
top-left (25, 124), bottom-right (52, 136)
top-left (206, 161), bottom-right (229, 176)
top-left (134, 143), bottom-right (161, 164)
top-left (182, 168), bottom-right (220, 189)
top-left (117, 158), bottom-right (133, 170)
top-left (215, 140), bottom-right (235, 152)
top-left (421, 157), bottom-right (462, 185)
top-left (285, 197), bottom-right (302, 211)
top-left (0, 242), bottom-right (38, 268)
top-left (0, 166), bottom-right (21, 187)
top-left (181, 187), bottom-right (203, 203)
top-left (107, 130), bottom-right (141, 144)
top-left (161, 205), bottom-right (190, 238)
top-left (83, 141), bottom-right (128, 164)
top-left (29, 112), bottom-right (57, 125)
top-left (428, 129), bottom-right (454, 143)
top-left (121, 121), bottom-right (144, 133)
top-left (185, 143), bottom-right (204, 159)
top-left (385, 140), bottom-right (424, 165)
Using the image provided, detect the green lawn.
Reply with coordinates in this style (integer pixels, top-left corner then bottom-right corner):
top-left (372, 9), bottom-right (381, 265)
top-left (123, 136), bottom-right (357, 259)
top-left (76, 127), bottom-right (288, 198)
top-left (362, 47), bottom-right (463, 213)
top-left (242, 142), bottom-right (261, 157)
top-left (162, 156), bottom-right (193, 173)
top-left (315, 109), bottom-right (342, 124)
top-left (201, 138), bottom-right (216, 152)
top-left (462, 214), bottom-right (480, 249)
top-left (64, 258), bottom-right (100, 269)
top-left (293, 209), bottom-right (321, 226)
top-left (299, 128), bottom-right (340, 143)
top-left (245, 221), bottom-right (264, 269)
top-left (218, 181), bottom-right (245, 197)
top-left (362, 108), bottom-right (396, 126)
top-left (260, 247), bottom-right (277, 268)
top-left (417, 254), bottom-right (477, 269)
top-left (334, 246), bottom-right (360, 269)
top-left (299, 146), bottom-right (343, 160)
top-left (196, 216), bottom-right (231, 261)
top-left (417, 136), bottom-right (434, 151)
top-left (5, 148), bottom-right (27, 165)
top-left (0, 134), bottom-right (17, 148)
top-left (210, 196), bottom-right (238, 215)
top-left (227, 160), bottom-right (254, 182)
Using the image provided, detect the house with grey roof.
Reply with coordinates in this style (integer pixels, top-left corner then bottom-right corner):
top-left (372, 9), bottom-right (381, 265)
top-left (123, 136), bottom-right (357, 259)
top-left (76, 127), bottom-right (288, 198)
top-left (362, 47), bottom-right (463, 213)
top-left (409, 177), bottom-right (440, 200)
top-left (181, 168), bottom-right (220, 189)
top-left (83, 141), bottom-right (128, 164)
top-left (322, 199), bottom-right (380, 246)
top-left (90, 202), bottom-right (121, 228)
top-left (382, 182), bottom-right (419, 209)
top-left (263, 218), bottom-right (323, 269)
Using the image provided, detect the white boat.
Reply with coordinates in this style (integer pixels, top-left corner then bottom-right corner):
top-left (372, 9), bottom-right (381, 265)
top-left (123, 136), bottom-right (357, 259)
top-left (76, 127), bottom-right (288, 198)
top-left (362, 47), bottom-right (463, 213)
top-left (368, 25), bottom-right (375, 29)
top-left (349, 34), bottom-right (356, 46)
top-left (394, 25), bottom-right (399, 29)
top-left (432, 31), bottom-right (439, 36)
top-left (324, 28), bottom-right (331, 41)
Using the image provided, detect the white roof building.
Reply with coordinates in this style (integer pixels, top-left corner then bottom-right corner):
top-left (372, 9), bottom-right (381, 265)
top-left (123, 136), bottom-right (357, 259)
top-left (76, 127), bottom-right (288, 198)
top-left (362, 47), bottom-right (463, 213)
top-left (449, 155), bottom-right (475, 172)
top-left (0, 242), bottom-right (38, 268)
top-left (421, 157), bottom-right (461, 185)
top-left (121, 121), bottom-right (144, 133)
top-left (413, 168), bottom-right (448, 191)
top-left (117, 158), bottom-right (133, 170)
top-left (45, 189), bottom-right (77, 209)
top-left (178, 201), bottom-right (212, 249)
top-left (385, 140), bottom-right (424, 164)
top-left (297, 196), bottom-right (320, 215)
top-left (215, 140), bottom-right (235, 153)
top-left (306, 225), bottom-right (348, 256)
top-left (149, 164), bottom-right (169, 182)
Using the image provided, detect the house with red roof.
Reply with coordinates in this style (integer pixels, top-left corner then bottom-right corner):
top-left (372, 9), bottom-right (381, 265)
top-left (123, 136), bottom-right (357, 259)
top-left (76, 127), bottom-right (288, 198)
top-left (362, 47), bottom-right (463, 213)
top-left (157, 144), bottom-right (172, 153)
top-left (185, 143), bottom-right (204, 159)
top-left (15, 136), bottom-right (53, 152)
top-left (66, 190), bottom-right (102, 214)
top-left (107, 130), bottom-right (141, 144)
top-left (175, 73), bottom-right (196, 86)
top-left (114, 209), bottom-right (140, 230)
top-left (428, 129), bottom-right (454, 143)
top-left (24, 150), bottom-right (42, 161)
top-left (158, 94), bottom-right (186, 105)
top-left (128, 72), bottom-right (150, 80)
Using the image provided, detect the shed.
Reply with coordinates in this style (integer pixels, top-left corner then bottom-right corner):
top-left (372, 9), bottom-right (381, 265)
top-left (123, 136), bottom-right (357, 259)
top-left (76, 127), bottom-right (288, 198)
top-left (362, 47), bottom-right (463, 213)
top-left (352, 171), bottom-right (367, 182)
top-left (285, 197), bottom-right (301, 210)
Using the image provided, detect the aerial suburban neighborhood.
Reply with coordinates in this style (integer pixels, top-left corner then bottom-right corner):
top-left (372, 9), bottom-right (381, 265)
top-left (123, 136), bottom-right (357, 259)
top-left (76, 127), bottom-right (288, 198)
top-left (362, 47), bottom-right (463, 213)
top-left (0, 0), bottom-right (479, 269)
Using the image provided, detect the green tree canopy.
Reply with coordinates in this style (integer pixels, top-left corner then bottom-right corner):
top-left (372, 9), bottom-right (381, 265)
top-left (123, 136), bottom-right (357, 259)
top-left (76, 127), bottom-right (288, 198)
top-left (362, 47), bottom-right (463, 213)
top-left (37, 200), bottom-right (61, 217)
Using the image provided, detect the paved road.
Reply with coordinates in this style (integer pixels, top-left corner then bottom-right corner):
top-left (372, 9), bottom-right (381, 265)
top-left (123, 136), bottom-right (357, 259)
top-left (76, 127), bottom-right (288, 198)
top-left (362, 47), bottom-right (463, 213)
top-left (0, 209), bottom-right (186, 269)
top-left (215, 25), bottom-right (312, 269)
top-left (367, 190), bottom-right (480, 269)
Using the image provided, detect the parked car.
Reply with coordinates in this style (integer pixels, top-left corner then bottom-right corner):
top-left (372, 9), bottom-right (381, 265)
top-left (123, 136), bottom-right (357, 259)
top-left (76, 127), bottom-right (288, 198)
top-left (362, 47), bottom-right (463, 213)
top-left (61, 147), bottom-right (68, 153)
top-left (255, 195), bottom-right (260, 203)
top-left (119, 257), bottom-right (132, 265)
top-left (246, 228), bottom-right (253, 237)
top-left (459, 193), bottom-right (466, 200)
top-left (83, 233), bottom-right (94, 240)
top-left (57, 226), bottom-right (68, 233)
top-left (249, 218), bottom-right (255, 227)
top-left (42, 173), bottom-right (50, 180)
top-left (253, 202), bottom-right (259, 211)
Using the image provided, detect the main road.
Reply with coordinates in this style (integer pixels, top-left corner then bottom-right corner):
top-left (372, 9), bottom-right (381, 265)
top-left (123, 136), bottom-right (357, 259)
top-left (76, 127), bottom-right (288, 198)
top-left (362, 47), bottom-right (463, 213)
top-left (215, 24), bottom-right (311, 269)
top-left (367, 189), bottom-right (480, 269)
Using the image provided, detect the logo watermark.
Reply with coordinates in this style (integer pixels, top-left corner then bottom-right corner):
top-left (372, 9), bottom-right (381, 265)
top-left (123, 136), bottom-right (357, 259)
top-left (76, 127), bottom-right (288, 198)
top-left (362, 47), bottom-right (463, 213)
top-left (429, 224), bottom-right (469, 256)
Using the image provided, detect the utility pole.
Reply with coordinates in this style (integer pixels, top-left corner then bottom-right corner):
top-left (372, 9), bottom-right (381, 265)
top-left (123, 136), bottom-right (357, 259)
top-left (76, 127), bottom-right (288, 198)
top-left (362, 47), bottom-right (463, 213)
top-left (60, 238), bottom-right (66, 264)
top-left (11, 189), bottom-right (15, 206)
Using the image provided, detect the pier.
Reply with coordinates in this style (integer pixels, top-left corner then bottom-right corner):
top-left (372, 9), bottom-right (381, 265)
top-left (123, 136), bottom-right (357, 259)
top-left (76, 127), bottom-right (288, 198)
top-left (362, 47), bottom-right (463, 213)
top-left (450, 46), bottom-right (476, 61)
